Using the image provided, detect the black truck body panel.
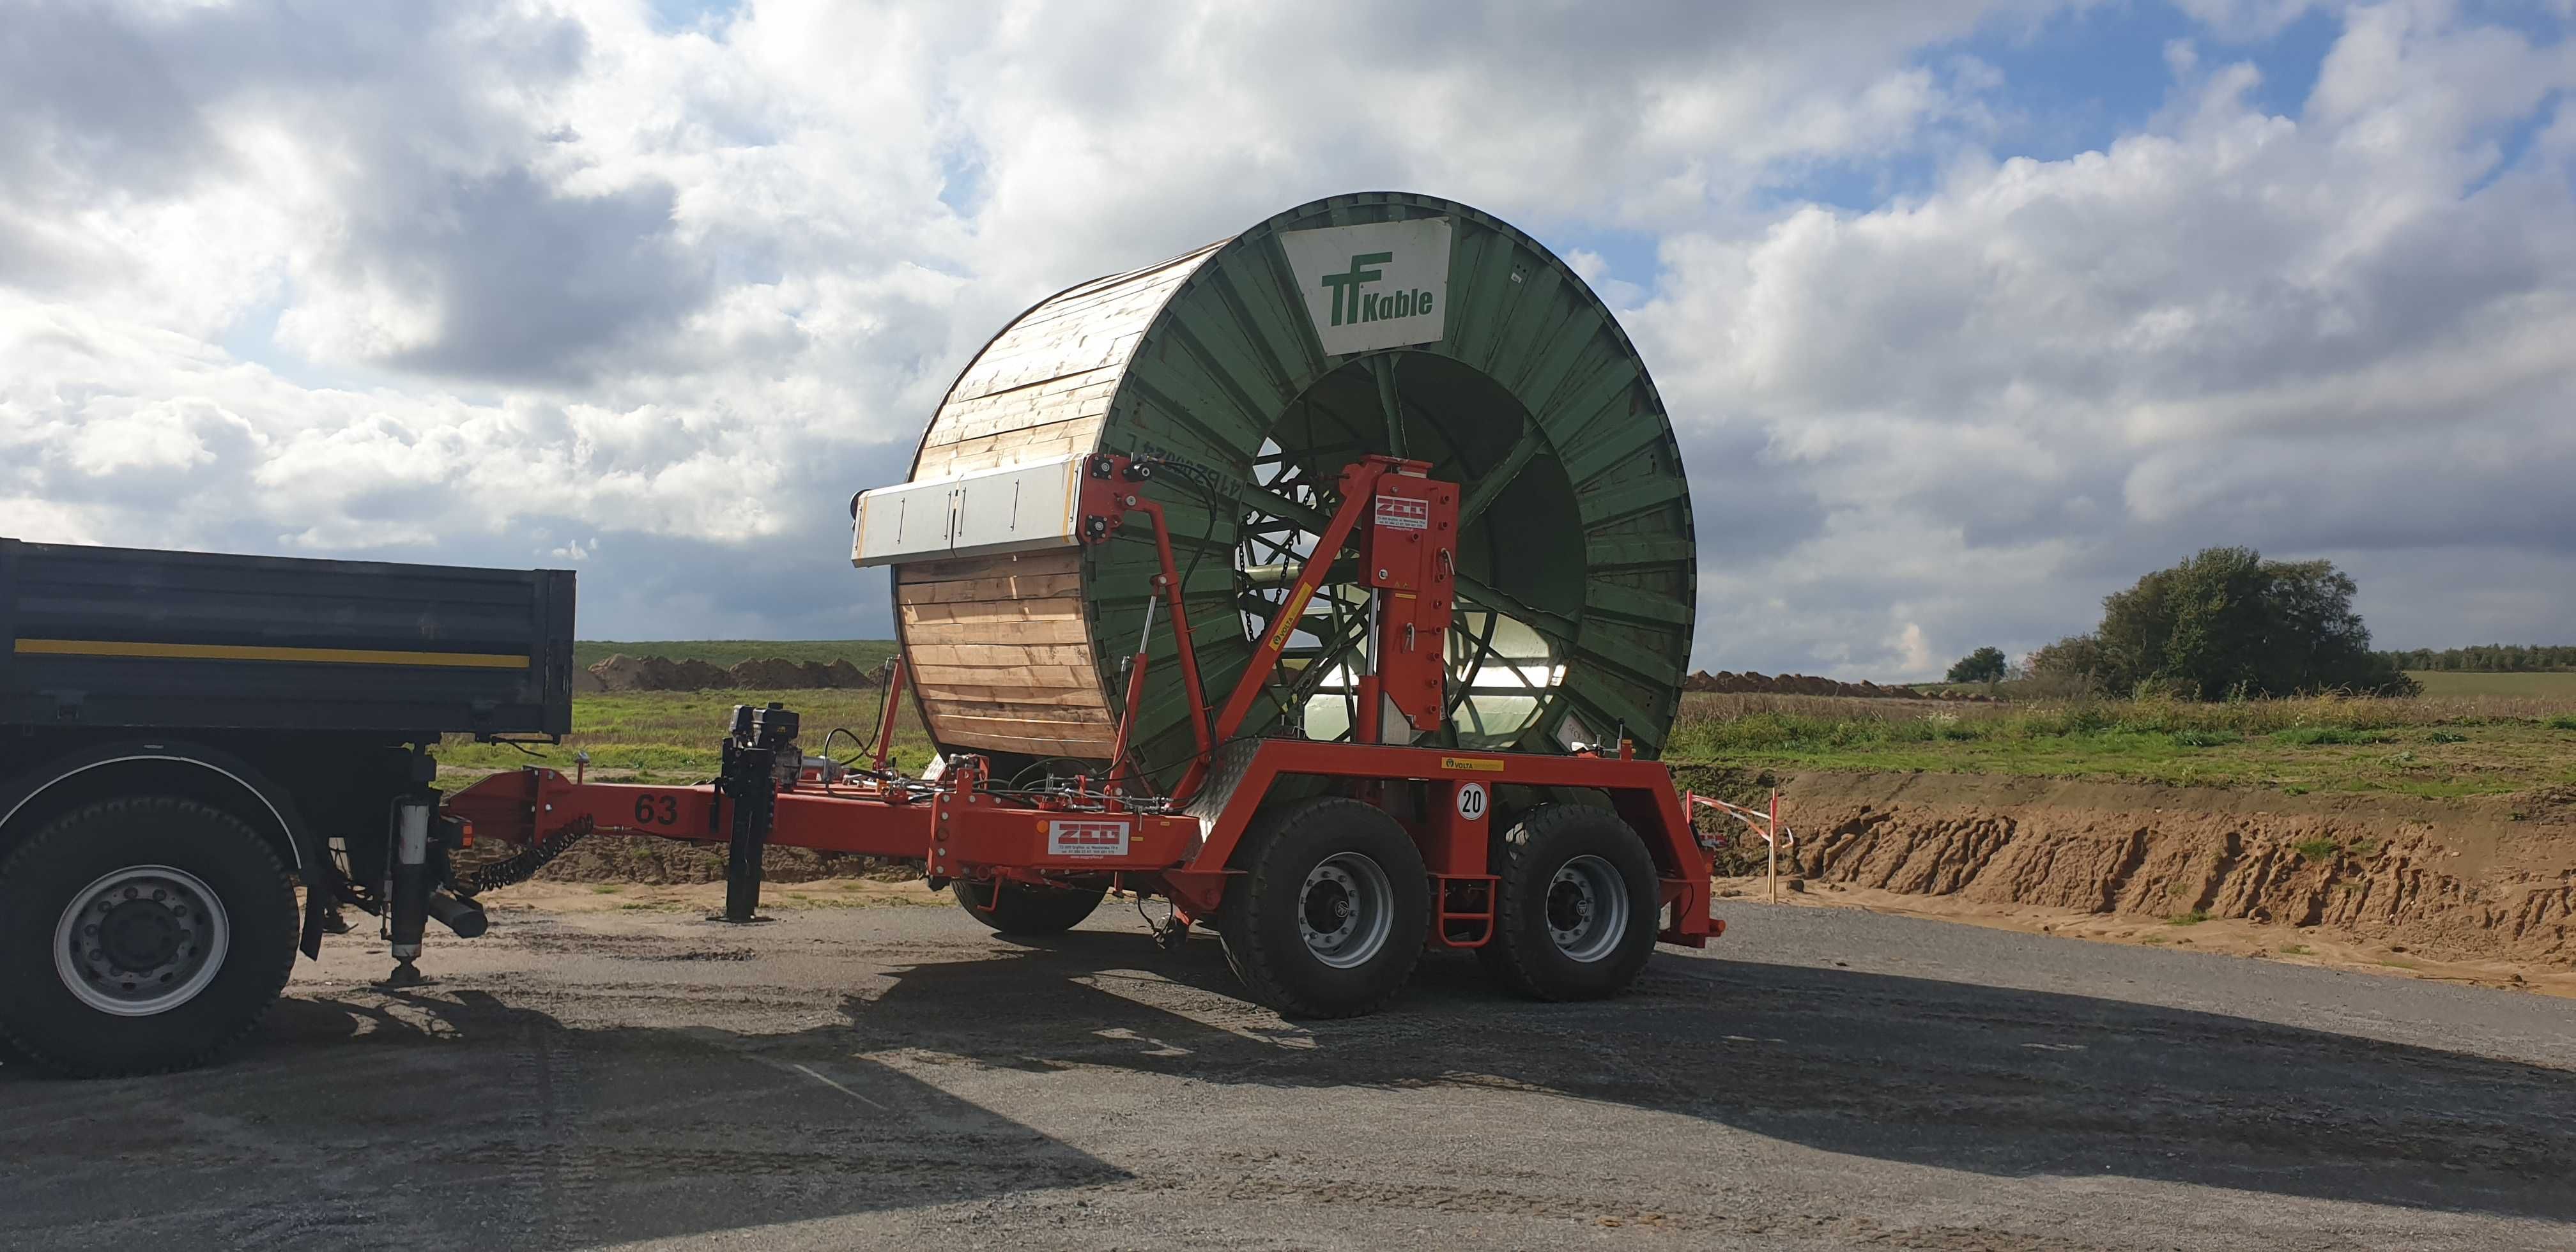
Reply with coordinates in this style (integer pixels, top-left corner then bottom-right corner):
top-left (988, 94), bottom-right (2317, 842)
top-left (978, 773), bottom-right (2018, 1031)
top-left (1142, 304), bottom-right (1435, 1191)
top-left (0, 539), bottom-right (574, 738)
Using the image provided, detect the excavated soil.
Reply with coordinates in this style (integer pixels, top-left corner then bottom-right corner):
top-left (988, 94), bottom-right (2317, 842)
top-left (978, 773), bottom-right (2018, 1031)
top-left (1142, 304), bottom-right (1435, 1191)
top-left (585, 653), bottom-right (875, 692)
top-left (1765, 772), bottom-right (2576, 982)
top-left (523, 834), bottom-right (911, 886)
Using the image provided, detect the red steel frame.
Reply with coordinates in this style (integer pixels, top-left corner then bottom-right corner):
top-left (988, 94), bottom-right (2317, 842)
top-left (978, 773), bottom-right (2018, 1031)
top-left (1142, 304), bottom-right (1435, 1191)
top-left (443, 454), bottom-right (1722, 949)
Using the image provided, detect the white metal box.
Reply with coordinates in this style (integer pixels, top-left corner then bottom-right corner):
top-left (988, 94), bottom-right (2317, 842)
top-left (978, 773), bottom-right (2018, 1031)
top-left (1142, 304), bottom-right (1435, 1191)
top-left (850, 454), bottom-right (1089, 568)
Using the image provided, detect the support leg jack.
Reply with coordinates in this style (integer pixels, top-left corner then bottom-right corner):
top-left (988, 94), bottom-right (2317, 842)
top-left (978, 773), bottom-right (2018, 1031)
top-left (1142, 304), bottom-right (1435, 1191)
top-left (710, 702), bottom-right (791, 925)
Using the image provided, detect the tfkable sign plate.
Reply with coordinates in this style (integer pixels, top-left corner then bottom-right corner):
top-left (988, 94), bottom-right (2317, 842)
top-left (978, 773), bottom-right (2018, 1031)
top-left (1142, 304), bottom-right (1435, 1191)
top-left (1277, 217), bottom-right (1453, 356)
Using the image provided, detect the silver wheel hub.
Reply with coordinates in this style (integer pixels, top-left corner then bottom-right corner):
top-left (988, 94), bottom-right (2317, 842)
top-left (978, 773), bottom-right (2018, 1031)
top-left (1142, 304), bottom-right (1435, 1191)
top-left (1545, 855), bottom-right (1629, 963)
top-left (1298, 852), bottom-right (1395, 970)
top-left (54, 865), bottom-right (230, 1017)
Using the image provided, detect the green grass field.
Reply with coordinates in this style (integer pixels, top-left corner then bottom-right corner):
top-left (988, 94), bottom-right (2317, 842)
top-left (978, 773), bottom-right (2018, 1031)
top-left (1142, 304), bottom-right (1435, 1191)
top-left (442, 686), bottom-right (933, 782)
top-left (572, 639), bottom-right (900, 670)
top-left (445, 647), bottom-right (2576, 798)
top-left (1665, 691), bottom-right (2576, 797)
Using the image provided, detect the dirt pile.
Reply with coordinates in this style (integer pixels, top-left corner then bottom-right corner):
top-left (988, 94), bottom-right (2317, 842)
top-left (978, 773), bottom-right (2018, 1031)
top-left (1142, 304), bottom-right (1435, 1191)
top-left (1767, 773), bottom-right (2576, 967)
top-left (1682, 671), bottom-right (1995, 701)
top-left (583, 653), bottom-right (879, 692)
top-left (528, 834), bottom-right (910, 885)
top-left (589, 654), bottom-right (731, 691)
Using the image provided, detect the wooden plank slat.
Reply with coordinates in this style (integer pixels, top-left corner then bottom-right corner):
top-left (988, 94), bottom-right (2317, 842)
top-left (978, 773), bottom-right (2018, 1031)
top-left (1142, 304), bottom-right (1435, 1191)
top-left (931, 699), bottom-right (1112, 726)
top-left (912, 683), bottom-right (1105, 706)
top-left (926, 717), bottom-right (1117, 754)
top-left (900, 617), bottom-right (1092, 646)
top-left (899, 600), bottom-right (1087, 627)
top-left (903, 643), bottom-right (1095, 667)
top-left (898, 573), bottom-right (1085, 604)
top-left (907, 662), bottom-right (1096, 690)
top-left (895, 549), bottom-right (1082, 585)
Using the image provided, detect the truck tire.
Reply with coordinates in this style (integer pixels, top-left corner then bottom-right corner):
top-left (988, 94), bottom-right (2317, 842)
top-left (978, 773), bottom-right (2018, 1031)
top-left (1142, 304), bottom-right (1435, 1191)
top-left (955, 879), bottom-right (1107, 935)
top-left (1215, 797), bottom-right (1428, 1018)
top-left (0, 797), bottom-right (300, 1077)
top-left (1477, 804), bottom-right (1660, 1002)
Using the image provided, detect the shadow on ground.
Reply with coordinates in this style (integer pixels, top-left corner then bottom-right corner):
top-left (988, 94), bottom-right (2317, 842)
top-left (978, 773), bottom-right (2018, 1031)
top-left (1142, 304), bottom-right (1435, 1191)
top-left (3, 925), bottom-right (2572, 1246)
top-left (867, 933), bottom-right (2576, 1221)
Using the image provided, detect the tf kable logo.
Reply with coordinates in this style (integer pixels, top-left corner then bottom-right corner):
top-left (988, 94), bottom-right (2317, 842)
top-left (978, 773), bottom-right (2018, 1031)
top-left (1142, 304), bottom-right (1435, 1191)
top-left (1278, 217), bottom-right (1454, 355)
top-left (1317, 251), bottom-right (1434, 328)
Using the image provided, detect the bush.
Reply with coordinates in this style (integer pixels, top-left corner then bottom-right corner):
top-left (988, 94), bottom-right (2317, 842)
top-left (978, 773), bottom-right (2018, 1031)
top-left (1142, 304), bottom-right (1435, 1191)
top-left (2026, 635), bottom-right (2108, 693)
top-left (1946, 646), bottom-right (2009, 684)
top-left (2051, 547), bottom-right (2419, 701)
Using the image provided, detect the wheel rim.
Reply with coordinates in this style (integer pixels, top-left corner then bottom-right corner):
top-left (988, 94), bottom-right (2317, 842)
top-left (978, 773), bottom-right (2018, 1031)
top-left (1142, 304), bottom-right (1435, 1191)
top-left (53, 864), bottom-right (231, 1018)
top-left (1297, 851), bottom-right (1395, 970)
top-left (1545, 855), bottom-right (1629, 963)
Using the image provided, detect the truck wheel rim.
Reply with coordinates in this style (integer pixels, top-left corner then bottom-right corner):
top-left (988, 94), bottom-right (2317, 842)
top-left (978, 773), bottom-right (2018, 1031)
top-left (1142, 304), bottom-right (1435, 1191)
top-left (1298, 851), bottom-right (1395, 970)
top-left (1545, 855), bottom-right (1627, 963)
top-left (53, 864), bottom-right (231, 1018)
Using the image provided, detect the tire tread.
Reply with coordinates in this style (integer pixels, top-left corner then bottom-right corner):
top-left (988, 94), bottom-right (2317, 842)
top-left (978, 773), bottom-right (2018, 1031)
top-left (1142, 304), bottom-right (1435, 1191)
top-left (1216, 797), bottom-right (1426, 1018)
top-left (0, 797), bottom-right (298, 1077)
top-left (1478, 803), bottom-right (1659, 1002)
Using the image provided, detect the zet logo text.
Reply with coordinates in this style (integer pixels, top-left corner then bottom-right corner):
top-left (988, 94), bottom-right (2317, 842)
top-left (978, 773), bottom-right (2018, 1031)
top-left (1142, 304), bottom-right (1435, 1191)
top-left (1319, 251), bottom-right (1435, 328)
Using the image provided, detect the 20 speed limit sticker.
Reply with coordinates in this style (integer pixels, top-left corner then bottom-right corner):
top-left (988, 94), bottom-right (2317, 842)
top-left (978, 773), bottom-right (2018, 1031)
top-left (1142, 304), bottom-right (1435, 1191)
top-left (1454, 782), bottom-right (1489, 821)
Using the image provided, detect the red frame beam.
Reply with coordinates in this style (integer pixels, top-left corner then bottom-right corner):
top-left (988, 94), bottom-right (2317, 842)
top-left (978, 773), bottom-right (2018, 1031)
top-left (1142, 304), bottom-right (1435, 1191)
top-left (443, 737), bottom-right (1717, 947)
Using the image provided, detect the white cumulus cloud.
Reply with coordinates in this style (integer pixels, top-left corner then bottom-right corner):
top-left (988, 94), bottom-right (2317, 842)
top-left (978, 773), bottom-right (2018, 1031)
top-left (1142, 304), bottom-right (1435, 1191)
top-left (0, 0), bottom-right (2568, 675)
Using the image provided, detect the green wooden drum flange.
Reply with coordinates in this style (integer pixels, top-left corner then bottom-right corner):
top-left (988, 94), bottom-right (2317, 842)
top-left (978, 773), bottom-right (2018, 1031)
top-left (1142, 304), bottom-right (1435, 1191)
top-left (900, 192), bottom-right (1694, 786)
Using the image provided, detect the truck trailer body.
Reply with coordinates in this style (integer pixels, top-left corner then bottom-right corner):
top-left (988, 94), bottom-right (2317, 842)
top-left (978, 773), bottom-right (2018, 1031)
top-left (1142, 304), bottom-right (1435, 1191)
top-left (0, 540), bottom-right (572, 1074)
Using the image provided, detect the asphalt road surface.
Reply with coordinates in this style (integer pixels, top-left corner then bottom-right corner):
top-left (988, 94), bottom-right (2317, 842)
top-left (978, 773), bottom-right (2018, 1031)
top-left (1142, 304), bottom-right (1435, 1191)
top-left (5, 899), bottom-right (2573, 1250)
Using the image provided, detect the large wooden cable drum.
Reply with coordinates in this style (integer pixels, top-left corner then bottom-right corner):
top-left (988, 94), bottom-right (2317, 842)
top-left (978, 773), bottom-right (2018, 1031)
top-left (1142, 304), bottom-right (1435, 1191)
top-left (891, 192), bottom-right (1696, 786)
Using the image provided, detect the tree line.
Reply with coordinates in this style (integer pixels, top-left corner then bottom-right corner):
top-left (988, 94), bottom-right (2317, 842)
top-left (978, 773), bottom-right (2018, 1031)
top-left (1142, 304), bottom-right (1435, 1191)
top-left (2374, 645), bottom-right (2576, 672)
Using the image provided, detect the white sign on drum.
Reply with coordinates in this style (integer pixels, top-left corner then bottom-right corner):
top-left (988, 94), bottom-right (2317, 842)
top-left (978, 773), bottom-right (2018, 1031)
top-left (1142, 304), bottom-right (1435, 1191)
top-left (1277, 217), bottom-right (1453, 355)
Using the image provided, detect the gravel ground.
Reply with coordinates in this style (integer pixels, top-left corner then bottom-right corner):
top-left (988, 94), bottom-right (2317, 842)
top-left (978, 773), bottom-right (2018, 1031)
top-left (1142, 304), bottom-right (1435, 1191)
top-left (4, 899), bottom-right (2573, 1250)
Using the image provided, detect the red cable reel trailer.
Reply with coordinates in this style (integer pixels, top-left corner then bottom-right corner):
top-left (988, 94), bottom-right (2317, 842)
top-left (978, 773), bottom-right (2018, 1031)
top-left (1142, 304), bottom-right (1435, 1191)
top-left (457, 194), bottom-right (1719, 1014)
top-left (447, 452), bottom-right (1723, 1017)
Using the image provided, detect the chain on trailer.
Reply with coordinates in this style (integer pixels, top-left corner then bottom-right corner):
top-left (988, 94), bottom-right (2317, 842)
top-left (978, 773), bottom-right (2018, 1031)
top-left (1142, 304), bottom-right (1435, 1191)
top-left (452, 814), bottom-right (599, 895)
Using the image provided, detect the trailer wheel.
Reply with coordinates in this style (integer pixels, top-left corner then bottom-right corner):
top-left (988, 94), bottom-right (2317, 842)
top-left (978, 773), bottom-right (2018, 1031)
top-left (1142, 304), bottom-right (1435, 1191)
top-left (1478, 804), bottom-right (1660, 1002)
top-left (954, 879), bottom-right (1107, 936)
top-left (0, 798), bottom-right (299, 1077)
top-left (1216, 797), bottom-right (1428, 1018)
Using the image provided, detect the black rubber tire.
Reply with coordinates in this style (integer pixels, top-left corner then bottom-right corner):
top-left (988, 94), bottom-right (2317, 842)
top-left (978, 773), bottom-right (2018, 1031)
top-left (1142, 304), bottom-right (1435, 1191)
top-left (0, 798), bottom-right (300, 1077)
top-left (954, 879), bottom-right (1107, 935)
top-left (1215, 796), bottom-right (1429, 1018)
top-left (1477, 803), bottom-right (1660, 1001)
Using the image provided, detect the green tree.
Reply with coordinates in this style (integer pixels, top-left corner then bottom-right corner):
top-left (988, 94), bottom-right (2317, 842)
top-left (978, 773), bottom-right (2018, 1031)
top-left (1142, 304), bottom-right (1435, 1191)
top-left (2026, 635), bottom-right (2108, 691)
top-left (1945, 646), bottom-right (2009, 684)
top-left (2071, 546), bottom-right (2416, 699)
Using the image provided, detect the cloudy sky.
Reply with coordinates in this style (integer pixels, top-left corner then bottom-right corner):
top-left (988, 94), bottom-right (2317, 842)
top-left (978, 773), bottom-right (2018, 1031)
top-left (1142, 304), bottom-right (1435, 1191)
top-left (3, 0), bottom-right (2570, 679)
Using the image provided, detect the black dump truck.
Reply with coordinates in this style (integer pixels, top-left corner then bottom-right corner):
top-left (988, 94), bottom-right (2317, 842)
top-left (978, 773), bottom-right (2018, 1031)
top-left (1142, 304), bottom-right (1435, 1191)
top-left (0, 539), bottom-right (574, 1076)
